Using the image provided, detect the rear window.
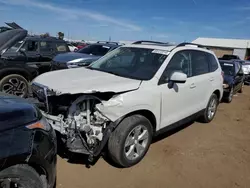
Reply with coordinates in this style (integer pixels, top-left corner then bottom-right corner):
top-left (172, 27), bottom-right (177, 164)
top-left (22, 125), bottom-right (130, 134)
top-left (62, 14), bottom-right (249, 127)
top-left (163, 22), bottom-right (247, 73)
top-left (55, 42), bottom-right (68, 52)
top-left (220, 62), bottom-right (235, 76)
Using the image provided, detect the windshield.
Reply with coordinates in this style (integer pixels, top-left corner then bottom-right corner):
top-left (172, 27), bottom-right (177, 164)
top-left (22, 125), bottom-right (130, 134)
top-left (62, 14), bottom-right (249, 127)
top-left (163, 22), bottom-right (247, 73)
top-left (89, 47), bottom-right (168, 80)
top-left (5, 40), bottom-right (24, 52)
top-left (220, 62), bottom-right (235, 76)
top-left (78, 44), bottom-right (111, 56)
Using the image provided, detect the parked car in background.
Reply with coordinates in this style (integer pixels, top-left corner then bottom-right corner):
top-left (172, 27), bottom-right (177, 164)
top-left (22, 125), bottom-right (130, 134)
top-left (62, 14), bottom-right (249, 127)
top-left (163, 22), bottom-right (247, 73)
top-left (0, 29), bottom-right (39, 97)
top-left (31, 41), bottom-right (223, 168)
top-left (219, 60), bottom-right (244, 103)
top-left (51, 41), bottom-right (120, 70)
top-left (1, 34), bottom-right (70, 74)
top-left (219, 54), bottom-right (241, 60)
top-left (75, 42), bottom-right (88, 51)
top-left (242, 60), bottom-right (250, 84)
top-left (0, 92), bottom-right (57, 188)
top-left (67, 42), bottom-right (78, 52)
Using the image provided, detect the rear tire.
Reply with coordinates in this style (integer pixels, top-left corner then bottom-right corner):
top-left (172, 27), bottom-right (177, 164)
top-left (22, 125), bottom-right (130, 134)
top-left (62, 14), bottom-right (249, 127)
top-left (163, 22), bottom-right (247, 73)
top-left (199, 93), bottom-right (219, 123)
top-left (108, 115), bottom-right (153, 168)
top-left (225, 87), bottom-right (233, 103)
top-left (0, 164), bottom-right (47, 188)
top-left (238, 83), bottom-right (243, 93)
top-left (0, 74), bottom-right (29, 98)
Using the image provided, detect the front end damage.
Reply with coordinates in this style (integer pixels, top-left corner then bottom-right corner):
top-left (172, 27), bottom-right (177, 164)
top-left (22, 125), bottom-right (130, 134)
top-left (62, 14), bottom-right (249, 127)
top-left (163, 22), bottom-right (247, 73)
top-left (30, 82), bottom-right (127, 161)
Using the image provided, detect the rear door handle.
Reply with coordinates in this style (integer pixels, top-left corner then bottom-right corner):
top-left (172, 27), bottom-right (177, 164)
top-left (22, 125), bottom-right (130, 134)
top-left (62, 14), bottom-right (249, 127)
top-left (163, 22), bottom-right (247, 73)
top-left (190, 83), bottom-right (196, 89)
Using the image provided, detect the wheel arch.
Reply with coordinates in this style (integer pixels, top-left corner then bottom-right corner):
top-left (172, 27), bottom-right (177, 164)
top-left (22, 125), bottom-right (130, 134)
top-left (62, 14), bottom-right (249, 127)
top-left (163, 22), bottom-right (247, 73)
top-left (213, 89), bottom-right (221, 101)
top-left (0, 68), bottom-right (31, 81)
top-left (115, 109), bottom-right (157, 133)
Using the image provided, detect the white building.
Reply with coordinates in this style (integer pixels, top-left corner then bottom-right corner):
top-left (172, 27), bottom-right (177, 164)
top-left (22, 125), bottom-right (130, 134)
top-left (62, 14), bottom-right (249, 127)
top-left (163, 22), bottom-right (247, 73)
top-left (192, 37), bottom-right (250, 60)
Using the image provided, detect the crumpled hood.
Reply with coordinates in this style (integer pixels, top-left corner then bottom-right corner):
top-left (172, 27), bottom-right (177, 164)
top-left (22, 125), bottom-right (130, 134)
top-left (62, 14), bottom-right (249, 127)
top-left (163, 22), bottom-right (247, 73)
top-left (33, 68), bottom-right (141, 94)
top-left (223, 74), bottom-right (234, 85)
top-left (53, 52), bottom-right (101, 63)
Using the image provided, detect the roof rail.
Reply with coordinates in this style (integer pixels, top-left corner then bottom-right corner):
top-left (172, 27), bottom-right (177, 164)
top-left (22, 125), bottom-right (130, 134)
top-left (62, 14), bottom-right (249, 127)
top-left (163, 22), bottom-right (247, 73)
top-left (176, 42), bottom-right (207, 48)
top-left (132, 40), bottom-right (172, 46)
top-left (97, 41), bottom-right (119, 45)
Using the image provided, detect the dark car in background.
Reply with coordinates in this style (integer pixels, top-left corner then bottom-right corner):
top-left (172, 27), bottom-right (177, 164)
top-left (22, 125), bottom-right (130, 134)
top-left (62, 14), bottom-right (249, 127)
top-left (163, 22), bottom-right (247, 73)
top-left (51, 41), bottom-right (120, 70)
top-left (219, 60), bottom-right (244, 103)
top-left (219, 54), bottom-right (241, 60)
top-left (1, 34), bottom-right (70, 74)
top-left (0, 93), bottom-right (57, 188)
top-left (0, 29), bottom-right (39, 98)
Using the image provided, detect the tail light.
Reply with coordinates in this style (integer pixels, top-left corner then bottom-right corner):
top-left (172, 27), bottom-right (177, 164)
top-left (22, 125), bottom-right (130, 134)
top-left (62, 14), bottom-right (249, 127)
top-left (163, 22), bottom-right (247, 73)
top-left (221, 71), bottom-right (224, 80)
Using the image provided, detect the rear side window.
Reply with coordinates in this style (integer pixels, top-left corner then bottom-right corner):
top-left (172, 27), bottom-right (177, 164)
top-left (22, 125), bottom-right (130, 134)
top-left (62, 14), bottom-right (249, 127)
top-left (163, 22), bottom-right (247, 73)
top-left (40, 41), bottom-right (54, 52)
top-left (207, 53), bottom-right (219, 72)
top-left (191, 51), bottom-right (210, 76)
top-left (55, 42), bottom-right (68, 52)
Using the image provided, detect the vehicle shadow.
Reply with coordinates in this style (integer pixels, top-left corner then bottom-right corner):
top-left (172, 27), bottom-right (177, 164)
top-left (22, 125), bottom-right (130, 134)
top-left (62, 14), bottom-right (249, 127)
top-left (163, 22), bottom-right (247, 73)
top-left (57, 120), bottom-right (195, 169)
top-left (152, 120), bottom-right (194, 143)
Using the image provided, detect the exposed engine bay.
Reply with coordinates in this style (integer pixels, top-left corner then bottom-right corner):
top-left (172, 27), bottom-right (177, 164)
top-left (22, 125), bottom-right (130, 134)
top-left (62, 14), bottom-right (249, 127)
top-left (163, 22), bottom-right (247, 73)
top-left (31, 83), bottom-right (124, 161)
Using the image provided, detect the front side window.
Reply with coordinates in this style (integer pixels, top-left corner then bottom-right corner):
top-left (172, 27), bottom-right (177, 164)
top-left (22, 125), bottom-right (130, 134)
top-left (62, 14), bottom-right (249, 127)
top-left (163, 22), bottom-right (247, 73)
top-left (160, 50), bottom-right (192, 84)
top-left (25, 41), bottom-right (38, 52)
top-left (89, 47), bottom-right (168, 80)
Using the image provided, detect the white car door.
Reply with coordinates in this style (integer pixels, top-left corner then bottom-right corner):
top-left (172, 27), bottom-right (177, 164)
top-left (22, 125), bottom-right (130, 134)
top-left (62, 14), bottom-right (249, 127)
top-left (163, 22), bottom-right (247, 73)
top-left (158, 50), bottom-right (198, 129)
top-left (189, 50), bottom-right (212, 111)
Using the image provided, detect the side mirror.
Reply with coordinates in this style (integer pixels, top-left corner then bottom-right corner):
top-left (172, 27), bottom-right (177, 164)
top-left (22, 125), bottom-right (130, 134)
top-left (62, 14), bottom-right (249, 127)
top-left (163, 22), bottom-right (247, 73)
top-left (169, 71), bottom-right (187, 83)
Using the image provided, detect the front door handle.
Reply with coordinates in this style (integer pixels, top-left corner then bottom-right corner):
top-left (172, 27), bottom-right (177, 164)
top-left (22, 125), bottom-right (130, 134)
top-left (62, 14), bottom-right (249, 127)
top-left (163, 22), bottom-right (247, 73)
top-left (190, 83), bottom-right (196, 89)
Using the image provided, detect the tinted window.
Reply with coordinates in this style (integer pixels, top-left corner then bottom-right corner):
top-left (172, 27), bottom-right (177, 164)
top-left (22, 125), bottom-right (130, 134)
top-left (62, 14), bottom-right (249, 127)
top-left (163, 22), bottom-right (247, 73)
top-left (219, 62), bottom-right (235, 76)
top-left (78, 44), bottom-right (111, 56)
top-left (55, 42), bottom-right (68, 52)
top-left (160, 50), bottom-right (192, 83)
top-left (89, 47), bottom-right (168, 80)
top-left (25, 41), bottom-right (38, 52)
top-left (191, 51), bottom-right (209, 76)
top-left (40, 41), bottom-right (54, 52)
top-left (207, 53), bottom-right (218, 72)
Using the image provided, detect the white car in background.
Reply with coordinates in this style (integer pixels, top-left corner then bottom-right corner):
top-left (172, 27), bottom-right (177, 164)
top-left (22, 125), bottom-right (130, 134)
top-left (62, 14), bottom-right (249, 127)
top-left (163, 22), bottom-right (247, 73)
top-left (31, 41), bottom-right (223, 168)
top-left (67, 42), bottom-right (78, 52)
top-left (242, 61), bottom-right (250, 84)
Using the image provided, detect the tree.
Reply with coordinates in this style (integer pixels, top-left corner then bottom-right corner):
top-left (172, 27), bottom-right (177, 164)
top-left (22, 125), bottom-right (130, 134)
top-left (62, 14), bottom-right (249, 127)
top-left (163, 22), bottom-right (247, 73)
top-left (58, 32), bottom-right (64, 40)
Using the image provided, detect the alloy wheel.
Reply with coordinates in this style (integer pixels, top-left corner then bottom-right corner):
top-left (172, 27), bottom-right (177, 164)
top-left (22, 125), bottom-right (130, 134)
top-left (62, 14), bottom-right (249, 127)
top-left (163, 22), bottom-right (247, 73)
top-left (124, 125), bottom-right (149, 161)
top-left (208, 97), bottom-right (217, 120)
top-left (2, 78), bottom-right (27, 97)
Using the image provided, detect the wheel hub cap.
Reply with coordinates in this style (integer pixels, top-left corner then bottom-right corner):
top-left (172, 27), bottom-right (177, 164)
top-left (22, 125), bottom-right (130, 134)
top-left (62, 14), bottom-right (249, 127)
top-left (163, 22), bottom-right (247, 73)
top-left (2, 78), bottom-right (26, 97)
top-left (124, 125), bottom-right (149, 161)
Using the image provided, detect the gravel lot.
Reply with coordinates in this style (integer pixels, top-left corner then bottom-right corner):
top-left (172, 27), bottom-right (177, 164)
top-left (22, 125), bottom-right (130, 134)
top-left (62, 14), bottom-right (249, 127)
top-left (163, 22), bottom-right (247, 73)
top-left (57, 86), bottom-right (250, 188)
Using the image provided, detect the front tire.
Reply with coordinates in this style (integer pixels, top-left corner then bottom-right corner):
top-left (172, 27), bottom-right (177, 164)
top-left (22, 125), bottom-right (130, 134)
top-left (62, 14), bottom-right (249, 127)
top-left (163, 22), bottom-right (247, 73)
top-left (225, 87), bottom-right (234, 103)
top-left (108, 115), bottom-right (153, 168)
top-left (199, 93), bottom-right (219, 123)
top-left (0, 74), bottom-right (29, 98)
top-left (0, 164), bottom-right (47, 188)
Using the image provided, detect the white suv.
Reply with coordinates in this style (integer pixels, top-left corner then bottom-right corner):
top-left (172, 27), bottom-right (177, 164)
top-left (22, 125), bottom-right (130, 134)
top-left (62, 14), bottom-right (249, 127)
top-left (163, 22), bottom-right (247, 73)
top-left (31, 41), bottom-right (223, 167)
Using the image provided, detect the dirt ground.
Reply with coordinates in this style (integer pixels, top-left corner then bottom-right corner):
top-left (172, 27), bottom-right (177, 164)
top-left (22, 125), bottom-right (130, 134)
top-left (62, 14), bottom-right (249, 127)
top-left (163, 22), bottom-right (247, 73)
top-left (57, 86), bottom-right (250, 188)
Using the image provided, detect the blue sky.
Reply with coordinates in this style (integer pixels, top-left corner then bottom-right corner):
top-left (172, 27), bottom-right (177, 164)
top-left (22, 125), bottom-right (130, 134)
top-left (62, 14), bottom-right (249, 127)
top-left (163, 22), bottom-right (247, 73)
top-left (1, 0), bottom-right (250, 42)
